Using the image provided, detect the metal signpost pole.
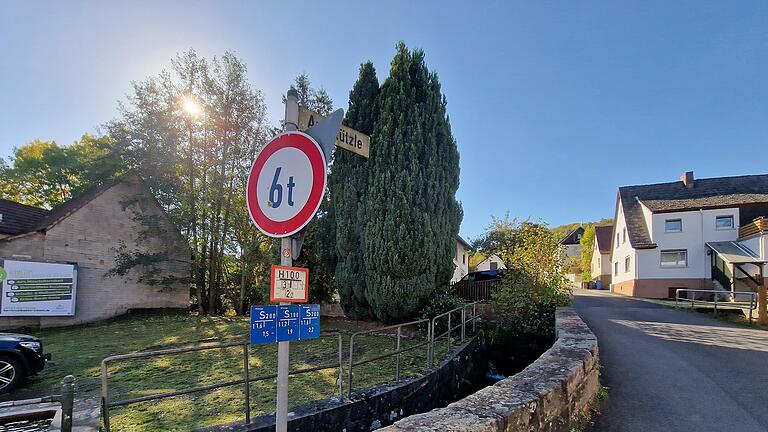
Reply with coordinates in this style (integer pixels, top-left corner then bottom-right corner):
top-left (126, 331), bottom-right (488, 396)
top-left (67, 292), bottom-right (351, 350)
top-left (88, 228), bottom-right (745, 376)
top-left (275, 89), bottom-right (299, 432)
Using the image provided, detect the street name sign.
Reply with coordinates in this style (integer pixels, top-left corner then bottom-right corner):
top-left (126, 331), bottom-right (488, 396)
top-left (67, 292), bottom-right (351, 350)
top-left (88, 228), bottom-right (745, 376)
top-left (270, 265), bottom-right (309, 303)
top-left (250, 304), bottom-right (321, 344)
top-left (246, 132), bottom-right (327, 238)
top-left (298, 107), bottom-right (370, 158)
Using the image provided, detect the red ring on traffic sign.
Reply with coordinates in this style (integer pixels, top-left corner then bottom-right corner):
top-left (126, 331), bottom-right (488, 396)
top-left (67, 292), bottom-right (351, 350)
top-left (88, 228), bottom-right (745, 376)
top-left (246, 132), bottom-right (327, 237)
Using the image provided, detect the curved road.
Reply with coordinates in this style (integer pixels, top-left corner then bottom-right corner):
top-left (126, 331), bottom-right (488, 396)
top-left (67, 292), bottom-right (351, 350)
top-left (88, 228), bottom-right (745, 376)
top-left (573, 289), bottom-right (768, 432)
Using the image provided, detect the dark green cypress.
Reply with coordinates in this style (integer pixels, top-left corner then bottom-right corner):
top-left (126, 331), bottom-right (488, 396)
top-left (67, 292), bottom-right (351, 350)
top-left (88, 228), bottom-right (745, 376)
top-left (332, 62), bottom-right (380, 319)
top-left (364, 43), bottom-right (462, 323)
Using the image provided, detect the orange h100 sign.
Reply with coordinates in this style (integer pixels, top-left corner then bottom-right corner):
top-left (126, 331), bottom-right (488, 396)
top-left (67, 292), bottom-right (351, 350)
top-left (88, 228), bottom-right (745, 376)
top-left (270, 265), bottom-right (309, 303)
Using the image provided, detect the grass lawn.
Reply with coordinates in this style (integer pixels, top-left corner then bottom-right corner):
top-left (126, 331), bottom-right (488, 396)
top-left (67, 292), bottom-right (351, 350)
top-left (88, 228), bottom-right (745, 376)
top-left (2, 313), bottom-right (442, 431)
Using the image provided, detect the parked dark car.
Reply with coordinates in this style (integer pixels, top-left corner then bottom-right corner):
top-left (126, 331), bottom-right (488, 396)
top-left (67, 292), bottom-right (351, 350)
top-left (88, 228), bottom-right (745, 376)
top-left (459, 269), bottom-right (505, 283)
top-left (0, 333), bottom-right (48, 394)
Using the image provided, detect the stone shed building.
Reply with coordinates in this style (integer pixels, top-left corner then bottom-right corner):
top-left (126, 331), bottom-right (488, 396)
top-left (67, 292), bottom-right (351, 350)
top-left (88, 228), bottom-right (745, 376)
top-left (0, 175), bottom-right (191, 329)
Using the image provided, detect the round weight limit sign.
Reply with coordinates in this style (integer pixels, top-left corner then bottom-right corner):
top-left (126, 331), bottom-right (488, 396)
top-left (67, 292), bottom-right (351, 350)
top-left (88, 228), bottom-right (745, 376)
top-left (246, 132), bottom-right (327, 237)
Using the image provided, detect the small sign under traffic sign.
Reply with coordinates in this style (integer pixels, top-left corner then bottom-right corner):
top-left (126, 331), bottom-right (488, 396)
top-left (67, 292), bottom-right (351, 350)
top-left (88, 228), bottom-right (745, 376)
top-left (270, 265), bottom-right (309, 303)
top-left (250, 304), bottom-right (321, 344)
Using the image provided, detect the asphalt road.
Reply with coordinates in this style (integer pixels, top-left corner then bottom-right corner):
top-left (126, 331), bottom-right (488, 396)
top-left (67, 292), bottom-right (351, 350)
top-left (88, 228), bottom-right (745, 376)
top-left (573, 289), bottom-right (768, 432)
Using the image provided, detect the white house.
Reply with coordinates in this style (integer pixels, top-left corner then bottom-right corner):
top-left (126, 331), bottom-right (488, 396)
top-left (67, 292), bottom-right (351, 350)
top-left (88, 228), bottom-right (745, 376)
top-left (475, 254), bottom-right (507, 271)
top-left (590, 225), bottom-right (613, 288)
top-left (610, 171), bottom-right (768, 298)
top-left (452, 236), bottom-right (471, 283)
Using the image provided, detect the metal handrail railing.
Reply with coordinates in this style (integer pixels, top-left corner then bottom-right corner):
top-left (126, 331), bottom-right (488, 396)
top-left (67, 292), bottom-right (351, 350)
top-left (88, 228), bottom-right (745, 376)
top-left (100, 332), bottom-right (343, 432)
top-left (347, 318), bottom-right (431, 398)
top-left (675, 289), bottom-right (757, 321)
top-left (429, 302), bottom-right (479, 368)
top-left (101, 302), bottom-right (484, 429)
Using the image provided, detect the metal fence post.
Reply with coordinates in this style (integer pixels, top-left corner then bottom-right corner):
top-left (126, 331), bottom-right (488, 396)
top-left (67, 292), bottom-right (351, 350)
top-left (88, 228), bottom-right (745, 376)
top-left (472, 303), bottom-right (477, 334)
top-left (60, 375), bottom-right (75, 432)
top-left (447, 312), bottom-right (452, 348)
top-left (242, 344), bottom-right (251, 424)
top-left (347, 335), bottom-right (355, 398)
top-left (337, 333), bottom-right (344, 400)
top-left (461, 308), bottom-right (466, 342)
top-left (429, 317), bottom-right (436, 369)
top-left (101, 360), bottom-right (111, 432)
top-left (426, 320), bottom-right (432, 369)
top-left (395, 326), bottom-right (401, 381)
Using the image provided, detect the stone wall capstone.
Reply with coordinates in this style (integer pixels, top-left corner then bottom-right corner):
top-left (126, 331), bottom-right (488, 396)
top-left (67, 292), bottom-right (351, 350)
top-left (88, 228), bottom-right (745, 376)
top-left (380, 307), bottom-right (599, 432)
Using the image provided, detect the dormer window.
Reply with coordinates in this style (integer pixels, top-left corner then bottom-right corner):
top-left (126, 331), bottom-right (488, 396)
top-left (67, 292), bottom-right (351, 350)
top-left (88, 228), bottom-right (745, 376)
top-left (665, 219), bottom-right (682, 233)
top-left (0, 213), bottom-right (3, 223)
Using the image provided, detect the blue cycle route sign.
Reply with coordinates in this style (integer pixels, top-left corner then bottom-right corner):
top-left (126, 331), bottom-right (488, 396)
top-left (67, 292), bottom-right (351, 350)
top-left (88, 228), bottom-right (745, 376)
top-left (250, 305), bottom-right (277, 345)
top-left (300, 304), bottom-right (320, 340)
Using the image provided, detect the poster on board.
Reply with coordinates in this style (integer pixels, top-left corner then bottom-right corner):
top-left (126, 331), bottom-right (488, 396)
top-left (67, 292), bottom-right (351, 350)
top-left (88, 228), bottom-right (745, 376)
top-left (0, 259), bottom-right (77, 316)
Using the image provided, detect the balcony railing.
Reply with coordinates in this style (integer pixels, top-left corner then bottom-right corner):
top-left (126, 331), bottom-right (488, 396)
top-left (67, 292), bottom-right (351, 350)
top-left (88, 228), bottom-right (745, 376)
top-left (739, 216), bottom-right (768, 239)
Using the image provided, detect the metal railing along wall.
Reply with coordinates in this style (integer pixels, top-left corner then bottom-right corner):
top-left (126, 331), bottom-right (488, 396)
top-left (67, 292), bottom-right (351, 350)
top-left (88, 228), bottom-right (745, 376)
top-left (346, 301), bottom-right (481, 398)
top-left (100, 332), bottom-right (343, 432)
top-left (429, 302), bottom-right (479, 368)
top-left (346, 318), bottom-right (431, 398)
top-left (101, 302), bottom-right (483, 430)
top-left (0, 375), bottom-right (75, 432)
top-left (675, 289), bottom-right (757, 321)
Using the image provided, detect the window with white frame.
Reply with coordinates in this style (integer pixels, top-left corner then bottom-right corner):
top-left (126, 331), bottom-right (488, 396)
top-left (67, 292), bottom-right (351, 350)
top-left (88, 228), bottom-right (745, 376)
top-left (624, 256), bottom-right (630, 273)
top-left (614, 262), bottom-right (618, 275)
top-left (665, 219), bottom-right (682, 233)
top-left (616, 233), bottom-right (620, 248)
top-left (715, 215), bottom-right (734, 230)
top-left (622, 228), bottom-right (626, 244)
top-left (660, 249), bottom-right (688, 267)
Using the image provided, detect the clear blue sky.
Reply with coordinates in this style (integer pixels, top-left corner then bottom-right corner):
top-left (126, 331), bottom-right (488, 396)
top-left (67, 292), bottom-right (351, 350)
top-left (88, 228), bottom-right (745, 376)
top-left (1, 1), bottom-right (767, 240)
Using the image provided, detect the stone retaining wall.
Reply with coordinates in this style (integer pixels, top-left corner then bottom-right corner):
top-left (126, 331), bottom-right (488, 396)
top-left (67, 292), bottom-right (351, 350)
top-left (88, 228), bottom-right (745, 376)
top-left (380, 307), bottom-right (599, 432)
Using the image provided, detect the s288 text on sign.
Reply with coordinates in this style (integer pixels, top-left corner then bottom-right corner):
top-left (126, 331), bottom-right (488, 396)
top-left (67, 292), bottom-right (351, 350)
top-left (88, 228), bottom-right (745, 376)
top-left (270, 265), bottom-right (309, 303)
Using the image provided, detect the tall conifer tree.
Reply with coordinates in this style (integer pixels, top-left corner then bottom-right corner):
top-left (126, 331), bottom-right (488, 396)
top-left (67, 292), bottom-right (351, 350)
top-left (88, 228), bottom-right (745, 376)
top-left (364, 43), bottom-right (462, 322)
top-left (332, 62), bottom-right (379, 319)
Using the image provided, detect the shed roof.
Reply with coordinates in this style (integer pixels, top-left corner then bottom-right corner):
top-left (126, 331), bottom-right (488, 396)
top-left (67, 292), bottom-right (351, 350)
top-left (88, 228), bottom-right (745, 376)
top-left (706, 241), bottom-right (765, 264)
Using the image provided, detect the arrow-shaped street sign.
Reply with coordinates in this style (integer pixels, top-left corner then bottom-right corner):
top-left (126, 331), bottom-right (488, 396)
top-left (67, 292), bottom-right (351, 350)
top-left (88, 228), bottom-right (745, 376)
top-left (299, 107), bottom-right (371, 158)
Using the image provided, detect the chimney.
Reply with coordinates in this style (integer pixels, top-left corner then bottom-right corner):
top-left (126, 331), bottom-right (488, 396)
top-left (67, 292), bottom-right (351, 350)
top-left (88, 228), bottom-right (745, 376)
top-left (681, 171), bottom-right (694, 188)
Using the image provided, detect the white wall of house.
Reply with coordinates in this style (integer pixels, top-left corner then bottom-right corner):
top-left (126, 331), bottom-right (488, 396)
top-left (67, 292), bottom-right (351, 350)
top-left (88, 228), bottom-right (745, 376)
top-left (476, 254), bottom-right (506, 271)
top-left (591, 241), bottom-right (611, 279)
top-left (452, 240), bottom-right (469, 283)
top-left (612, 200), bottom-right (637, 284)
top-left (637, 208), bottom-right (740, 279)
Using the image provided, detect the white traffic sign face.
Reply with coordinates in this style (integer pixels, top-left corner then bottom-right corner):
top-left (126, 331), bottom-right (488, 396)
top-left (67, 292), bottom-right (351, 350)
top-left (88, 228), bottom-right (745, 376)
top-left (270, 265), bottom-right (309, 303)
top-left (246, 132), bottom-right (327, 237)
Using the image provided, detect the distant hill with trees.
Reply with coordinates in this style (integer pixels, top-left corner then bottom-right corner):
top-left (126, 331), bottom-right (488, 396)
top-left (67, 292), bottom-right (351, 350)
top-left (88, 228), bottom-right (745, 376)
top-left (551, 219), bottom-right (613, 240)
